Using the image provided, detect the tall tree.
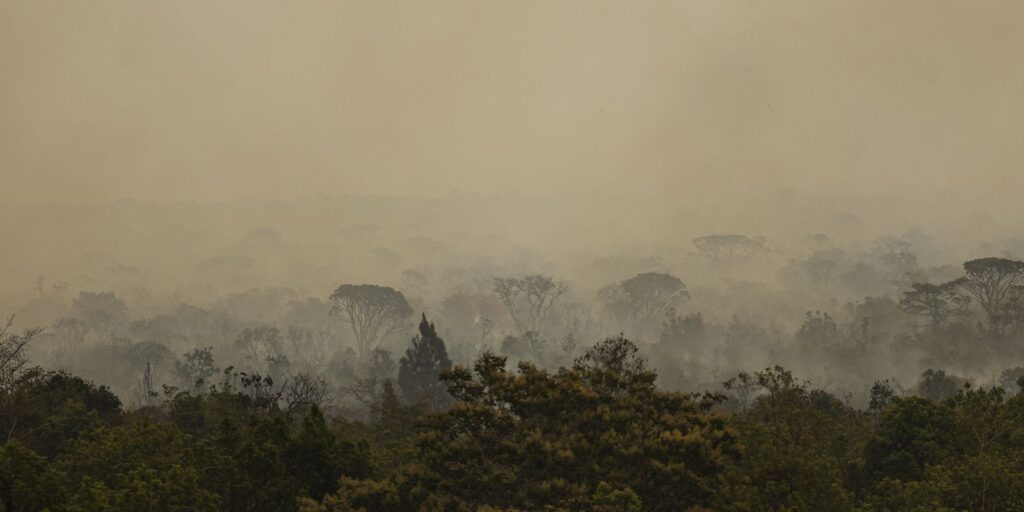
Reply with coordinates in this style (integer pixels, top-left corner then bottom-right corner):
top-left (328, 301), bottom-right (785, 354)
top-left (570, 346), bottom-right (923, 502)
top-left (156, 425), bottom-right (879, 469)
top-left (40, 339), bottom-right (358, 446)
top-left (492, 275), bottom-right (566, 335)
top-left (397, 314), bottom-right (452, 409)
top-left (234, 325), bottom-right (284, 369)
top-left (68, 291), bottom-right (127, 340)
top-left (949, 257), bottom-right (1024, 330)
top-left (329, 284), bottom-right (413, 359)
top-left (598, 272), bottom-right (689, 331)
top-left (900, 282), bottom-right (964, 329)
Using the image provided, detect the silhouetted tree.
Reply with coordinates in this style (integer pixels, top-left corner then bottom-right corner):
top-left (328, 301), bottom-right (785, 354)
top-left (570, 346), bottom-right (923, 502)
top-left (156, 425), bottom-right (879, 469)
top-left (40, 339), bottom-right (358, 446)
top-left (329, 284), bottom-right (412, 359)
top-left (796, 311), bottom-right (841, 350)
top-left (68, 291), bottom-right (127, 340)
top-left (874, 236), bottom-right (923, 285)
top-left (397, 314), bottom-right (452, 409)
top-left (346, 348), bottom-right (396, 414)
top-left (234, 325), bottom-right (284, 370)
top-left (126, 341), bottom-right (174, 405)
top-left (598, 272), bottom-right (689, 332)
top-left (900, 282), bottom-right (965, 329)
top-left (492, 275), bottom-right (566, 335)
top-left (0, 317), bottom-right (41, 392)
top-left (914, 369), bottom-right (968, 402)
top-left (175, 347), bottom-right (218, 391)
top-left (949, 257), bottom-right (1024, 331)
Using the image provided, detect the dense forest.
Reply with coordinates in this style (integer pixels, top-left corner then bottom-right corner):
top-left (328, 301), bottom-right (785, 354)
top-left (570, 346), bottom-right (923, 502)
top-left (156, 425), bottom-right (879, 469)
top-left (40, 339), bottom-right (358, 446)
top-left (4, 204), bottom-right (1024, 510)
top-left (5, 0), bottom-right (1024, 509)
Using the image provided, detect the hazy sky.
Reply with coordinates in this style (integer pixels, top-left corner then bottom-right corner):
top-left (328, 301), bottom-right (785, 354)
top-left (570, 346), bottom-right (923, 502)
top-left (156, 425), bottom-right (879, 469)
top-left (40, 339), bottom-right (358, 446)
top-left (2, 1), bottom-right (1022, 205)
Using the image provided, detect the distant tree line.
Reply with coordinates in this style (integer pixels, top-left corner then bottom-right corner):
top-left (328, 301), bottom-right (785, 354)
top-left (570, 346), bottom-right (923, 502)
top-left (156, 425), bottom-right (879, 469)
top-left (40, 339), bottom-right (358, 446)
top-left (4, 306), bottom-right (1024, 511)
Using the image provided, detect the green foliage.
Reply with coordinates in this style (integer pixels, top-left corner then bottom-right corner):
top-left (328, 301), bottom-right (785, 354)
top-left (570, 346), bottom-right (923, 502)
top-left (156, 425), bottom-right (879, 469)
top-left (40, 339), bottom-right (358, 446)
top-left (0, 371), bottom-right (121, 457)
top-left (0, 440), bottom-right (64, 511)
top-left (717, 367), bottom-right (864, 512)
top-left (7, 314), bottom-right (1024, 512)
top-left (590, 482), bottom-right (643, 512)
top-left (56, 420), bottom-right (218, 511)
top-left (321, 336), bottom-right (736, 511)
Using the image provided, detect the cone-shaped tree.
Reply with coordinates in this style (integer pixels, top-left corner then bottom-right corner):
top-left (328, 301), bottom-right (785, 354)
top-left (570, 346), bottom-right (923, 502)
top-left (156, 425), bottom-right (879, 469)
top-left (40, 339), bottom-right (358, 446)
top-left (397, 314), bottom-right (453, 409)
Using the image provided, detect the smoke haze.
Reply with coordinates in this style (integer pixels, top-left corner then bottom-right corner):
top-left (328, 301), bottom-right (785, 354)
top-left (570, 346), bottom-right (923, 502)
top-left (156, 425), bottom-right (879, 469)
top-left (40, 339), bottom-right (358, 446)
top-left (3, 1), bottom-right (1022, 208)
top-left (3, 0), bottom-right (1024, 407)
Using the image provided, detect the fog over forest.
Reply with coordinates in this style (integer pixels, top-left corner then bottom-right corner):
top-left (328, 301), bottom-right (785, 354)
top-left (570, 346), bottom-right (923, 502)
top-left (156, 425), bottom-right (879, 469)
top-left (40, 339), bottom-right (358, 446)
top-left (5, 190), bottom-right (1024, 405)
top-left (4, 2), bottom-right (1024, 511)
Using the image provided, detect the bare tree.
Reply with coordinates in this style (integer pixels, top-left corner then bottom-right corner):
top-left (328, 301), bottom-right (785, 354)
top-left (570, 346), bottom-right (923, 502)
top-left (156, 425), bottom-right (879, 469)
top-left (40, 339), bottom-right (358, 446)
top-left (127, 341), bottom-right (175, 405)
top-left (492, 275), bottom-right (567, 335)
top-left (0, 316), bottom-right (41, 392)
top-left (237, 371), bottom-right (286, 411)
top-left (283, 372), bottom-right (331, 421)
top-left (234, 325), bottom-right (284, 368)
top-left (474, 315), bottom-right (494, 350)
top-left (345, 348), bottom-right (396, 412)
top-left (283, 325), bottom-right (331, 374)
top-left (330, 284), bottom-right (413, 359)
top-left (49, 317), bottom-right (88, 366)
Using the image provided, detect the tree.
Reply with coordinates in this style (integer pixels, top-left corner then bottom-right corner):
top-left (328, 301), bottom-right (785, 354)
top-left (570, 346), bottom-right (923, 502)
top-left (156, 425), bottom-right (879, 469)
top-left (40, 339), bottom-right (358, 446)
top-left (900, 282), bottom-right (965, 329)
top-left (864, 396), bottom-right (958, 483)
top-left (589, 482), bottom-right (642, 512)
top-left (126, 341), bottom-right (175, 405)
top-left (0, 440), bottom-right (65, 511)
top-left (283, 325), bottom-right (331, 374)
top-left (346, 348), bottom-right (397, 415)
top-left (49, 317), bottom-right (88, 366)
top-left (598, 272), bottom-right (689, 332)
top-left (780, 250), bottom-right (846, 288)
top-left (283, 373), bottom-right (331, 421)
top-left (874, 236), bottom-right (923, 284)
top-left (288, 405), bottom-right (367, 501)
top-left (914, 369), bottom-right (968, 402)
top-left (658, 311), bottom-right (708, 349)
top-left (317, 336), bottom-right (736, 511)
top-left (397, 314), bottom-right (453, 409)
top-left (717, 367), bottom-right (861, 512)
top-left (56, 421), bottom-right (219, 511)
top-left (176, 346), bottom-right (219, 391)
top-left (329, 284), bottom-right (413, 359)
top-left (492, 275), bottom-right (566, 335)
top-left (439, 291), bottom-right (504, 352)
top-left (869, 379), bottom-right (903, 412)
top-left (998, 367), bottom-right (1024, 393)
top-left (949, 257), bottom-right (1024, 330)
top-left (234, 325), bottom-right (284, 369)
top-left (375, 378), bottom-right (417, 437)
top-left (68, 291), bottom-right (128, 340)
top-left (796, 311), bottom-right (841, 351)
top-left (0, 316), bottom-right (41, 392)
top-left (0, 371), bottom-right (121, 457)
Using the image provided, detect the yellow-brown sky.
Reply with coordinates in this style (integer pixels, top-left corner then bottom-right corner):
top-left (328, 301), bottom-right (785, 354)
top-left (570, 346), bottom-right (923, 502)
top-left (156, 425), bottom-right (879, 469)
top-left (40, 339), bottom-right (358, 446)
top-left (2, 1), bottom-right (1022, 205)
